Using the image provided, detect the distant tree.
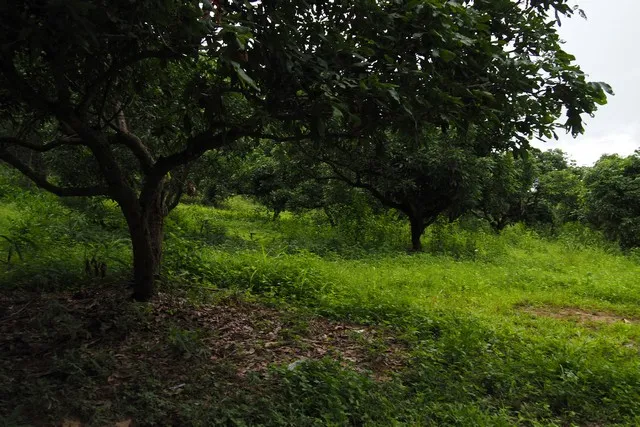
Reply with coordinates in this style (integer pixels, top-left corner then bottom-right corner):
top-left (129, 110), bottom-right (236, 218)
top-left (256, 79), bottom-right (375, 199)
top-left (535, 168), bottom-right (585, 225)
top-left (188, 149), bottom-right (247, 207)
top-left (584, 152), bottom-right (640, 249)
top-left (0, 0), bottom-right (611, 297)
top-left (237, 147), bottom-right (323, 220)
top-left (474, 151), bottom-right (536, 231)
top-left (535, 148), bottom-right (571, 174)
top-left (301, 128), bottom-right (485, 251)
top-left (526, 149), bottom-right (587, 227)
top-left (476, 148), bottom-right (587, 231)
top-left (227, 144), bottom-right (369, 224)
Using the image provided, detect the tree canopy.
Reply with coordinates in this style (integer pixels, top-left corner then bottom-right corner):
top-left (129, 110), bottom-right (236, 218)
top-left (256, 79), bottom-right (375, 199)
top-left (584, 151), bottom-right (640, 249)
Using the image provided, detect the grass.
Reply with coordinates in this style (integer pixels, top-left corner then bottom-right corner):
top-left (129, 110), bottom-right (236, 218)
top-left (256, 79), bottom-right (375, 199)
top-left (2, 173), bottom-right (640, 425)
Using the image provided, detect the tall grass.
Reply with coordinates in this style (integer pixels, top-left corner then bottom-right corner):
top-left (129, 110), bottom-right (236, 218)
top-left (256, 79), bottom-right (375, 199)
top-left (0, 171), bottom-right (130, 289)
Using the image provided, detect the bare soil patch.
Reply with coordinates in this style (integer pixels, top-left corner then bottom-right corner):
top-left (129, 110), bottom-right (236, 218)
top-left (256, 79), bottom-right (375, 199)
top-left (519, 304), bottom-right (637, 325)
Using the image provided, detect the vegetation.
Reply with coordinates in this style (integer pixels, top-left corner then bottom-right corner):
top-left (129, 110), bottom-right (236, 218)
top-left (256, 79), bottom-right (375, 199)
top-left (585, 152), bottom-right (640, 249)
top-left (0, 0), bottom-right (610, 299)
top-left (2, 0), bottom-right (639, 425)
top-left (2, 169), bottom-right (640, 425)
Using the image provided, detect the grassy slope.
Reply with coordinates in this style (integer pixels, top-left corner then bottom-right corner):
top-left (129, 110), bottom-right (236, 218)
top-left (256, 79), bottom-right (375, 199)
top-left (2, 186), bottom-right (640, 425)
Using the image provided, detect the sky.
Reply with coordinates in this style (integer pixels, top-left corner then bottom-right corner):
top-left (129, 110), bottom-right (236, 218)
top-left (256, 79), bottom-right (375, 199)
top-left (531, 0), bottom-right (640, 165)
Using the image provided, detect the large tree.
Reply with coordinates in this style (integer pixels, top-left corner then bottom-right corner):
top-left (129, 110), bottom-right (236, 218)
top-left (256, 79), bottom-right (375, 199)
top-left (0, 0), bottom-right (392, 299)
top-left (1, 0), bottom-right (611, 297)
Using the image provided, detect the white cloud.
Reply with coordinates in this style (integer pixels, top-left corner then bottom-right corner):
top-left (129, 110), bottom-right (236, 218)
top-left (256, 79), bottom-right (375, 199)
top-left (533, 126), bottom-right (639, 166)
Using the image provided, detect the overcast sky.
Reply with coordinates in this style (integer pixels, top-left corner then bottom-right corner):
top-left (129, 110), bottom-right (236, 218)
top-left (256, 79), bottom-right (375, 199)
top-left (531, 0), bottom-right (640, 165)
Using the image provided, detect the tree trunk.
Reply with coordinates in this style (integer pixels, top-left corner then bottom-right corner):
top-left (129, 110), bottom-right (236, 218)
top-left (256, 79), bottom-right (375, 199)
top-left (323, 206), bottom-right (336, 227)
top-left (409, 215), bottom-right (424, 252)
top-left (125, 200), bottom-right (165, 301)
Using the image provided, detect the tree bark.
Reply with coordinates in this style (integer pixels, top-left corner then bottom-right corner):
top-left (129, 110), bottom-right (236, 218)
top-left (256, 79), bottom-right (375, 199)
top-left (124, 197), bottom-right (165, 301)
top-left (409, 215), bottom-right (425, 252)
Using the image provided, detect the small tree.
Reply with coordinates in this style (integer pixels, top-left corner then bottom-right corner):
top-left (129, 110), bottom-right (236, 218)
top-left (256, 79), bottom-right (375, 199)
top-left (474, 151), bottom-right (536, 231)
top-left (476, 149), bottom-right (585, 231)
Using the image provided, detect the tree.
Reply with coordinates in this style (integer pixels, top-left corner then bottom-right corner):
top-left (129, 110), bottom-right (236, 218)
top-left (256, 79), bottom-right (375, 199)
top-left (188, 149), bottom-right (247, 207)
top-left (535, 149), bottom-right (571, 174)
top-left (474, 151), bottom-right (536, 231)
top-left (534, 168), bottom-right (585, 226)
top-left (0, 0), bottom-right (611, 297)
top-left (0, 0), bottom-right (399, 299)
top-left (584, 151), bottom-right (640, 249)
top-left (230, 145), bottom-right (323, 220)
top-left (476, 148), bottom-right (586, 231)
top-left (523, 149), bottom-right (586, 228)
top-left (298, 128), bottom-right (485, 251)
top-left (265, 0), bottom-right (610, 250)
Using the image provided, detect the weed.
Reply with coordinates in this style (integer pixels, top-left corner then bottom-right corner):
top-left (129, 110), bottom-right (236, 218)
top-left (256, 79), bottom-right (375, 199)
top-left (167, 326), bottom-right (211, 359)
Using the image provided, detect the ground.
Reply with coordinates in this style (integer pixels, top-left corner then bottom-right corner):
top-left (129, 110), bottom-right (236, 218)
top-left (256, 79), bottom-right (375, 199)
top-left (3, 192), bottom-right (640, 425)
top-left (0, 284), bottom-right (406, 426)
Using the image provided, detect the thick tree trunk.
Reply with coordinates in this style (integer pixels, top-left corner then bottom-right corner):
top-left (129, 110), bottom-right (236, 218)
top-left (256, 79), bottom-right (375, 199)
top-left (125, 199), bottom-right (165, 301)
top-left (409, 215), bottom-right (424, 252)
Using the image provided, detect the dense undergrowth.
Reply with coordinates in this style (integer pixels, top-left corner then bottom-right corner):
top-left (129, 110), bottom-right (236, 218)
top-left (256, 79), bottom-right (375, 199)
top-left (2, 169), bottom-right (640, 426)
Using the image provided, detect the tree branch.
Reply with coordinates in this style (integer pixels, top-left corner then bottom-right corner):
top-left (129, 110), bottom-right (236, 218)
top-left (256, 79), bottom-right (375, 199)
top-left (107, 130), bottom-right (154, 173)
top-left (243, 132), bottom-right (313, 142)
top-left (0, 151), bottom-right (108, 197)
top-left (139, 128), bottom-right (240, 208)
top-left (78, 48), bottom-right (184, 115)
top-left (242, 131), bottom-right (357, 143)
top-left (320, 158), bottom-right (405, 211)
top-left (166, 185), bottom-right (184, 212)
top-left (153, 128), bottom-right (243, 177)
top-left (164, 166), bottom-right (190, 213)
top-left (0, 136), bottom-right (85, 152)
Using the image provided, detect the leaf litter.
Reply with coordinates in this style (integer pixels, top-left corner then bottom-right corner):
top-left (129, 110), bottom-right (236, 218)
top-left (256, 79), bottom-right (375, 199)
top-left (0, 283), bottom-right (407, 425)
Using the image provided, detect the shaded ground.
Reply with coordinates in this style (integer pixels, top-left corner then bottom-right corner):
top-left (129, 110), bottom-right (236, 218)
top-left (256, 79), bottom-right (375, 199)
top-left (0, 284), bottom-right (406, 426)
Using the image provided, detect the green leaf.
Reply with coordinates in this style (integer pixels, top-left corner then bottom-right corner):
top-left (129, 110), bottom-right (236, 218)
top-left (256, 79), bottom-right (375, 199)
top-left (231, 61), bottom-right (258, 91)
top-left (439, 49), bottom-right (456, 62)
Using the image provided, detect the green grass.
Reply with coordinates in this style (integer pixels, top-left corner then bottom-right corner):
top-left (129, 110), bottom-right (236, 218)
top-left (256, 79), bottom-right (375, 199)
top-left (163, 200), bottom-right (640, 425)
top-left (3, 175), bottom-right (640, 425)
